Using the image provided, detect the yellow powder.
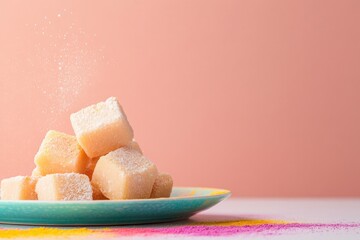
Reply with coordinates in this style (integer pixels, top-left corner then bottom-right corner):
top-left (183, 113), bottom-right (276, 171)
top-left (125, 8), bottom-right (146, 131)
top-left (0, 227), bottom-right (92, 239)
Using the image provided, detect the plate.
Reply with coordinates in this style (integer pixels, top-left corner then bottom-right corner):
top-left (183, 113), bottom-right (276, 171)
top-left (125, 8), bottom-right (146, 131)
top-left (0, 187), bottom-right (230, 225)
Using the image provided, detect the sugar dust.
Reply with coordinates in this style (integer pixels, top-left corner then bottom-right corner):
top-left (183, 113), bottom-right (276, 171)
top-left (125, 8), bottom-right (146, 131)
top-left (25, 9), bottom-right (105, 126)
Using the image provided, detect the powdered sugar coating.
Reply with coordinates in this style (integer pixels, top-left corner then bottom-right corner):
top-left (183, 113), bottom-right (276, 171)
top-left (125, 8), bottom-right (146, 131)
top-left (70, 97), bottom-right (134, 158)
top-left (106, 147), bottom-right (153, 174)
top-left (57, 173), bottom-right (92, 200)
top-left (36, 173), bottom-right (92, 201)
top-left (34, 130), bottom-right (89, 175)
top-left (92, 147), bottom-right (158, 199)
top-left (70, 97), bottom-right (129, 134)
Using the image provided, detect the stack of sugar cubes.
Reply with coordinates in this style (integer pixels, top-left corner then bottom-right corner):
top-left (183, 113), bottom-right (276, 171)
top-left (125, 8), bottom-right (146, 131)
top-left (0, 97), bottom-right (173, 201)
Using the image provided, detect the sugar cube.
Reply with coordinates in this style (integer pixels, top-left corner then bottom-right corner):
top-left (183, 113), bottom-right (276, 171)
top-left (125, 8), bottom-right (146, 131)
top-left (70, 97), bottom-right (134, 158)
top-left (128, 139), bottom-right (142, 154)
top-left (91, 147), bottom-right (158, 200)
top-left (88, 139), bottom-right (142, 182)
top-left (34, 130), bottom-right (89, 175)
top-left (150, 173), bottom-right (173, 198)
top-left (35, 173), bottom-right (92, 201)
top-left (1, 176), bottom-right (38, 200)
top-left (31, 167), bottom-right (42, 177)
top-left (91, 183), bottom-right (108, 200)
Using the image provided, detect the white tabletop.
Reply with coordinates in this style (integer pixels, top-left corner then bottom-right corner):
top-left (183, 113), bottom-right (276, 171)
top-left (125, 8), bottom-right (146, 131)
top-left (188, 198), bottom-right (360, 239)
top-left (207, 198), bottom-right (360, 223)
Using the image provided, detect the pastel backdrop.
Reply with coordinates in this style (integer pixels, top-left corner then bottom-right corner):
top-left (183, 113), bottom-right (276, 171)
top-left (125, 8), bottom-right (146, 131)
top-left (0, 0), bottom-right (359, 197)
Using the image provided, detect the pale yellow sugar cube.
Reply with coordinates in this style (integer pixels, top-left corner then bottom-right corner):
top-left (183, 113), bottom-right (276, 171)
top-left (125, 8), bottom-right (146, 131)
top-left (70, 97), bottom-right (134, 158)
top-left (31, 167), bottom-right (42, 177)
top-left (128, 139), bottom-right (142, 154)
top-left (36, 173), bottom-right (92, 201)
top-left (34, 130), bottom-right (89, 175)
top-left (91, 183), bottom-right (108, 200)
top-left (84, 139), bottom-right (142, 179)
top-left (150, 173), bottom-right (173, 198)
top-left (91, 147), bottom-right (158, 200)
top-left (1, 176), bottom-right (38, 200)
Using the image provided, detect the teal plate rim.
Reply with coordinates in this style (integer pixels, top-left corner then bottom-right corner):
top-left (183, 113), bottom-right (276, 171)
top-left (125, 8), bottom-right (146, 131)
top-left (0, 187), bottom-right (231, 226)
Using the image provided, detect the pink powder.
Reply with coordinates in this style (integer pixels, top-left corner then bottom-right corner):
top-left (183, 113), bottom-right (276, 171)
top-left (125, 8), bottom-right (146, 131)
top-left (106, 223), bottom-right (360, 237)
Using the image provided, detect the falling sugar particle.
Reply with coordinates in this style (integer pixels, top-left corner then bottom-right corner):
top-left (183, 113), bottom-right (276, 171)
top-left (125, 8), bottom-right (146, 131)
top-left (28, 12), bottom-right (102, 127)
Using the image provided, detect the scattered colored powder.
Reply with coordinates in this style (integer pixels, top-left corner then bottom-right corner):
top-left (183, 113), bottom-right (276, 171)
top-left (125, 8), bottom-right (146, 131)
top-left (105, 223), bottom-right (360, 237)
top-left (0, 221), bottom-right (359, 238)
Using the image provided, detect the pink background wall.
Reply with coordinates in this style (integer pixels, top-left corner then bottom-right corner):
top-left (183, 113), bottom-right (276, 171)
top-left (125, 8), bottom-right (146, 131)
top-left (0, 0), bottom-right (359, 197)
